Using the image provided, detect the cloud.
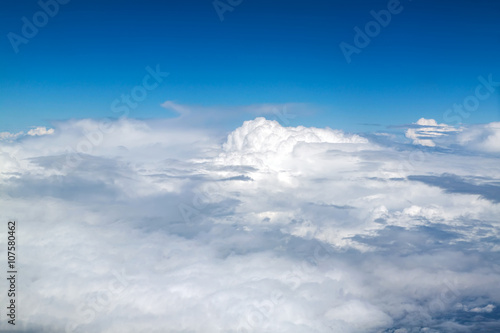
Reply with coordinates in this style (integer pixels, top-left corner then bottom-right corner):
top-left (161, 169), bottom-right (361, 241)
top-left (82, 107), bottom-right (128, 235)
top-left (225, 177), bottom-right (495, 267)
top-left (405, 118), bottom-right (460, 147)
top-left (27, 126), bottom-right (55, 136)
top-left (469, 304), bottom-right (495, 313)
top-left (218, 117), bottom-right (370, 168)
top-left (407, 173), bottom-right (500, 203)
top-left (403, 118), bottom-right (500, 154)
top-left (0, 127), bottom-right (54, 142)
top-left (1, 113), bottom-right (500, 332)
top-left (457, 122), bottom-right (500, 153)
top-left (159, 101), bottom-right (317, 129)
top-left (0, 131), bottom-right (21, 140)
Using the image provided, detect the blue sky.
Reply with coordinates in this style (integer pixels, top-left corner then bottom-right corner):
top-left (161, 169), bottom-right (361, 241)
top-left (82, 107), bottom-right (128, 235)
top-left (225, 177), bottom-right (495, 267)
top-left (1, 0), bottom-right (499, 132)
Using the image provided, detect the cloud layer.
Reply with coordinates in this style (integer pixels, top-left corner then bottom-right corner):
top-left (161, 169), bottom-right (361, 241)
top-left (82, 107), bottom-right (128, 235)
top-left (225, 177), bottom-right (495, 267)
top-left (1, 115), bottom-right (499, 332)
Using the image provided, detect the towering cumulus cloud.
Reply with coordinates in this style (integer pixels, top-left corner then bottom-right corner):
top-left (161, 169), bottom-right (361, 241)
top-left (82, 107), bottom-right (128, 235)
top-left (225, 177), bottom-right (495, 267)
top-left (219, 117), bottom-right (369, 168)
top-left (0, 116), bottom-right (499, 332)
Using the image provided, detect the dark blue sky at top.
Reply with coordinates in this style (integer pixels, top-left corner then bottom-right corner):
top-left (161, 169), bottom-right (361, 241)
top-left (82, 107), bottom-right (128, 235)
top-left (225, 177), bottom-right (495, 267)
top-left (1, 0), bottom-right (499, 132)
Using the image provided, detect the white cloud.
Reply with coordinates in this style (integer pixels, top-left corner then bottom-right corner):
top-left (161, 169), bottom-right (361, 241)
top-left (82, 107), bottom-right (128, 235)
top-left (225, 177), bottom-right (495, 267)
top-left (469, 304), bottom-right (495, 313)
top-left (0, 130), bottom-right (23, 140)
top-left (458, 122), bottom-right (500, 153)
top-left (405, 118), bottom-right (460, 147)
top-left (1, 113), bottom-right (500, 332)
top-left (325, 300), bottom-right (393, 330)
top-left (218, 117), bottom-right (370, 168)
top-left (0, 127), bottom-right (54, 141)
top-left (27, 126), bottom-right (55, 136)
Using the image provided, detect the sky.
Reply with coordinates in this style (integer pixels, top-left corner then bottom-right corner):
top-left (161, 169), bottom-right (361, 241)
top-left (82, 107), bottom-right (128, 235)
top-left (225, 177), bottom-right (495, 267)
top-left (1, 1), bottom-right (500, 332)
top-left (1, 0), bottom-right (499, 132)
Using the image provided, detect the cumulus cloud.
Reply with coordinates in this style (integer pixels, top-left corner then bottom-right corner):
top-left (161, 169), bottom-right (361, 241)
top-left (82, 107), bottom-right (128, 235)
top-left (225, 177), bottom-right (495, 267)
top-left (457, 122), bottom-right (500, 153)
top-left (27, 126), bottom-right (55, 136)
top-left (405, 118), bottom-right (460, 147)
top-left (0, 127), bottom-right (54, 142)
top-left (468, 304), bottom-right (495, 313)
top-left (1, 114), bottom-right (500, 332)
top-left (218, 117), bottom-right (369, 168)
top-left (0, 130), bottom-right (24, 141)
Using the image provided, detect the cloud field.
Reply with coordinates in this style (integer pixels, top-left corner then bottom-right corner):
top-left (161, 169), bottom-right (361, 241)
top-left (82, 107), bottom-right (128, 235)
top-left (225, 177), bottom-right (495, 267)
top-left (1, 113), bottom-right (500, 332)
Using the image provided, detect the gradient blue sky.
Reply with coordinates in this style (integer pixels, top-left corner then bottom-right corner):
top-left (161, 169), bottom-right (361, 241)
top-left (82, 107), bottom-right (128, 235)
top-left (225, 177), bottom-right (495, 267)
top-left (1, 0), bottom-right (499, 132)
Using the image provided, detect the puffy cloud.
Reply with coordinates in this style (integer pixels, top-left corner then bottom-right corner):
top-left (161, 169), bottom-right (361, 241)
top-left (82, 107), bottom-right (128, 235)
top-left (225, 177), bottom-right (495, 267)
top-left (405, 118), bottom-right (460, 147)
top-left (0, 127), bottom-right (54, 142)
top-left (218, 117), bottom-right (369, 168)
top-left (0, 130), bottom-right (23, 140)
top-left (468, 304), bottom-right (495, 313)
top-left (223, 118), bottom-right (368, 153)
top-left (27, 126), bottom-right (55, 136)
top-left (457, 122), bottom-right (500, 153)
top-left (404, 118), bottom-right (500, 153)
top-left (1, 115), bottom-right (500, 332)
